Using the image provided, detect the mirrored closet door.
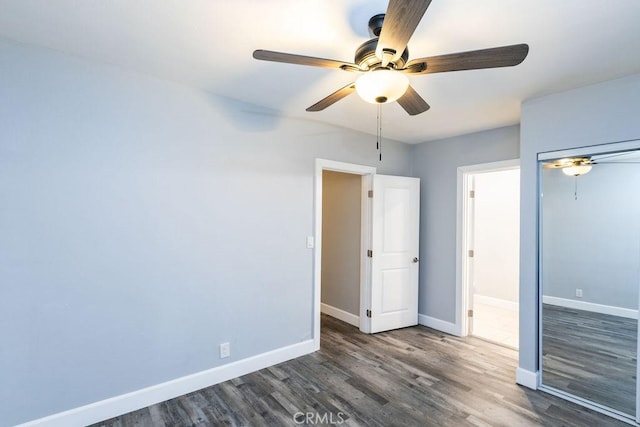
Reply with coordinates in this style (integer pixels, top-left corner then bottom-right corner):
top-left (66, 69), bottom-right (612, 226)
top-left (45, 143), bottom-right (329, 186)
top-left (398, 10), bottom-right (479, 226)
top-left (538, 143), bottom-right (640, 421)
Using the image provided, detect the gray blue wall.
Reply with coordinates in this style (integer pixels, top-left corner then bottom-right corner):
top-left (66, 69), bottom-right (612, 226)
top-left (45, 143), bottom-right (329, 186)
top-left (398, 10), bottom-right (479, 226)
top-left (410, 126), bottom-right (520, 323)
top-left (519, 73), bottom-right (640, 377)
top-left (0, 38), bottom-right (412, 426)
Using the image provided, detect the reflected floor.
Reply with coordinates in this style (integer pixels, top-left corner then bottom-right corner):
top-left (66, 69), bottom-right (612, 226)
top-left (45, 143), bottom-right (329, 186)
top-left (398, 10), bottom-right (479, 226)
top-left (542, 304), bottom-right (637, 416)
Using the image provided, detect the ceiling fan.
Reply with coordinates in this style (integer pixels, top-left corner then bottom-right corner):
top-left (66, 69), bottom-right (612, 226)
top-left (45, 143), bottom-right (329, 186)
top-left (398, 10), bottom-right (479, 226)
top-left (252, 0), bottom-right (529, 115)
top-left (542, 152), bottom-right (640, 176)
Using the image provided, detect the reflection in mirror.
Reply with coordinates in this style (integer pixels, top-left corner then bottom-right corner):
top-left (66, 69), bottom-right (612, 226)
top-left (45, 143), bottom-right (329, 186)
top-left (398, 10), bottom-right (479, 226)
top-left (540, 148), bottom-right (640, 417)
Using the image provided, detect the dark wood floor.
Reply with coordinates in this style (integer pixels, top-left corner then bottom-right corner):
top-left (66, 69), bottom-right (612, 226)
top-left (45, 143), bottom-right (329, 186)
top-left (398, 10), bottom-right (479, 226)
top-left (92, 315), bottom-right (628, 426)
top-left (542, 304), bottom-right (637, 416)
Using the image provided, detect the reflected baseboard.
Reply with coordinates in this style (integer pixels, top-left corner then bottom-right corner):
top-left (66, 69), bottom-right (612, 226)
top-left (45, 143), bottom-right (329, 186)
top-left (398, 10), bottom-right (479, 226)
top-left (542, 296), bottom-right (638, 319)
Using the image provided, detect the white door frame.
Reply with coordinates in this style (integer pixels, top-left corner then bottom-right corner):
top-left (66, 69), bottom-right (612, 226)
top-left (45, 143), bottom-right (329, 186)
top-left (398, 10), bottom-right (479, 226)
top-left (455, 159), bottom-right (520, 337)
top-left (313, 159), bottom-right (376, 350)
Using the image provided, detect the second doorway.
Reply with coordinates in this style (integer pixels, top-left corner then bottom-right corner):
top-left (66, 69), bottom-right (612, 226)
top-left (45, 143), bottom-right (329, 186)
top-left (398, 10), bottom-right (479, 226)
top-left (463, 165), bottom-right (520, 349)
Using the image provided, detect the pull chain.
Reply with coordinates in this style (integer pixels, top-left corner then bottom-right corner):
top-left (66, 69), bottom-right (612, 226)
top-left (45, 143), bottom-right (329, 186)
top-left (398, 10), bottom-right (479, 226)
top-left (574, 176), bottom-right (578, 200)
top-left (376, 104), bottom-right (380, 152)
top-left (376, 104), bottom-right (383, 161)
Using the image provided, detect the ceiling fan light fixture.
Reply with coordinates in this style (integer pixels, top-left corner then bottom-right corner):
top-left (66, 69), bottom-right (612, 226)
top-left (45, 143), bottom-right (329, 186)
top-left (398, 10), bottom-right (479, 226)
top-left (355, 68), bottom-right (409, 104)
top-left (562, 164), bottom-right (592, 176)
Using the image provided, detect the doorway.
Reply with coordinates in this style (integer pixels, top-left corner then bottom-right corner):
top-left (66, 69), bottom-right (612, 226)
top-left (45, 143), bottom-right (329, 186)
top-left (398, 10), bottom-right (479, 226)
top-left (313, 159), bottom-right (420, 347)
top-left (458, 160), bottom-right (520, 349)
top-left (320, 170), bottom-right (363, 328)
top-left (313, 160), bottom-right (375, 349)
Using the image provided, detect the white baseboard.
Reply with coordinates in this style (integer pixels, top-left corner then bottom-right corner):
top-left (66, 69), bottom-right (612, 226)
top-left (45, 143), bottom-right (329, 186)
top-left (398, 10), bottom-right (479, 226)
top-left (18, 339), bottom-right (316, 427)
top-left (515, 367), bottom-right (538, 390)
top-left (418, 314), bottom-right (462, 337)
top-left (474, 294), bottom-right (519, 312)
top-left (543, 295), bottom-right (638, 319)
top-left (321, 303), bottom-right (359, 327)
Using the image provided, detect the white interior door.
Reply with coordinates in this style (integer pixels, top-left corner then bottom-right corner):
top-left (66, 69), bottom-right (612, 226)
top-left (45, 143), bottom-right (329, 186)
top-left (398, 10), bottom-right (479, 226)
top-left (370, 174), bottom-right (420, 333)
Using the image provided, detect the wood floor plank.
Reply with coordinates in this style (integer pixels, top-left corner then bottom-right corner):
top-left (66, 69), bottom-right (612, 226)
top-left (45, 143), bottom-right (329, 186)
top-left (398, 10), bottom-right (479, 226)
top-left (92, 314), bottom-right (629, 427)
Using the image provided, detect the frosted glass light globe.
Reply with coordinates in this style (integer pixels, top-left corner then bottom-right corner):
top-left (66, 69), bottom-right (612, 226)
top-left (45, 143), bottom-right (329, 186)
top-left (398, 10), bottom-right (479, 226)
top-left (562, 164), bottom-right (592, 176)
top-left (355, 69), bottom-right (409, 104)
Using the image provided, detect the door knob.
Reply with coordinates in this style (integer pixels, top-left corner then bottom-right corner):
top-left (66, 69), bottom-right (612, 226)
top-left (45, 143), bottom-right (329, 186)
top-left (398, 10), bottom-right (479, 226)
top-left (413, 257), bottom-right (419, 263)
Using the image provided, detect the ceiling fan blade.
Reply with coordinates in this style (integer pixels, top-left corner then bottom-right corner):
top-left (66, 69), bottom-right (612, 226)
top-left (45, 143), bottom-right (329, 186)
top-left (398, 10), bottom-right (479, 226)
top-left (306, 83), bottom-right (357, 112)
top-left (403, 44), bottom-right (529, 74)
top-left (397, 85), bottom-right (430, 115)
top-left (376, 0), bottom-right (432, 65)
top-left (253, 50), bottom-right (360, 72)
top-left (595, 161), bottom-right (640, 164)
top-left (593, 152), bottom-right (639, 161)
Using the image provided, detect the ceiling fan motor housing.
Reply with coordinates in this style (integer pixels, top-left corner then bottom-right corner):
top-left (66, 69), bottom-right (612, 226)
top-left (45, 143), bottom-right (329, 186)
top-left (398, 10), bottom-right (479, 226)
top-left (368, 13), bottom-right (385, 37)
top-left (355, 38), bottom-right (409, 70)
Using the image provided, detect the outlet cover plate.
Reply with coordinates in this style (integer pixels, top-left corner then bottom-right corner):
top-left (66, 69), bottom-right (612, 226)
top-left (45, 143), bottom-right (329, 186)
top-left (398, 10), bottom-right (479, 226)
top-left (220, 342), bottom-right (230, 358)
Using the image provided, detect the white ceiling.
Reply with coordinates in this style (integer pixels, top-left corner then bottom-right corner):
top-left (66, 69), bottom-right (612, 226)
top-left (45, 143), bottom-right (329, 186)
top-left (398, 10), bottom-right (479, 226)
top-left (1, 0), bottom-right (639, 144)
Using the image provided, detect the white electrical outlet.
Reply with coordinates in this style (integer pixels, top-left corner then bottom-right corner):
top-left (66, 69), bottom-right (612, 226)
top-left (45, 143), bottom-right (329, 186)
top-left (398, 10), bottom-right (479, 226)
top-left (220, 342), bottom-right (230, 358)
top-left (576, 289), bottom-right (583, 298)
top-left (306, 236), bottom-right (314, 249)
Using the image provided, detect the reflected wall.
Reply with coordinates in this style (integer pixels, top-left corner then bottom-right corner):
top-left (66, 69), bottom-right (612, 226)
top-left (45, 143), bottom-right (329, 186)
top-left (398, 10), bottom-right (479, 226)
top-left (539, 148), bottom-right (640, 418)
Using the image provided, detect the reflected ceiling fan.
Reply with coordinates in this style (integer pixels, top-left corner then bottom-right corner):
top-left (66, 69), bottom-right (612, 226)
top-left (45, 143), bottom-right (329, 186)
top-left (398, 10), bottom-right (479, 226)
top-left (253, 0), bottom-right (529, 115)
top-left (542, 152), bottom-right (640, 176)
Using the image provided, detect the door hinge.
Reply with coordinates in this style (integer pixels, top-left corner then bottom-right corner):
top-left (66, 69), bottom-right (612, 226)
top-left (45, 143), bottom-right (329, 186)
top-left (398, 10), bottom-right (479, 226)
top-left (469, 190), bottom-right (475, 198)
top-left (468, 309), bottom-right (473, 317)
top-left (368, 190), bottom-right (373, 198)
top-left (367, 249), bottom-right (373, 258)
top-left (366, 309), bottom-right (372, 318)
top-left (468, 249), bottom-right (474, 258)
